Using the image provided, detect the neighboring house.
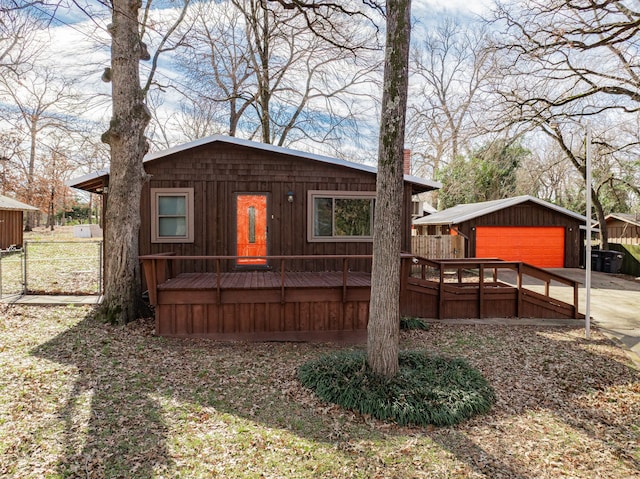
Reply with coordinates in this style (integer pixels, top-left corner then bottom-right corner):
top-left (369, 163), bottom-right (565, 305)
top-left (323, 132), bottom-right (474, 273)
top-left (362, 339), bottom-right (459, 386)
top-left (606, 213), bottom-right (640, 245)
top-left (69, 135), bottom-right (440, 273)
top-left (413, 196), bottom-right (586, 268)
top-left (0, 195), bottom-right (40, 250)
top-left (605, 213), bottom-right (640, 276)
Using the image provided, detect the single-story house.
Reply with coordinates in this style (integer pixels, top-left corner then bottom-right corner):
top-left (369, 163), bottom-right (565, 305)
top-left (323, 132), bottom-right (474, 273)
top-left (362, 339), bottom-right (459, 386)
top-left (69, 135), bottom-right (441, 274)
top-left (413, 196), bottom-right (586, 268)
top-left (0, 194), bottom-right (40, 251)
top-left (69, 155), bottom-right (585, 338)
top-left (67, 136), bottom-right (447, 340)
top-left (606, 213), bottom-right (640, 245)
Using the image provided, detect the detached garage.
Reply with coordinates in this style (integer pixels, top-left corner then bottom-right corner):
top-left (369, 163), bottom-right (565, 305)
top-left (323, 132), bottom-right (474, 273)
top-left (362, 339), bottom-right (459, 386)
top-left (413, 196), bottom-right (586, 268)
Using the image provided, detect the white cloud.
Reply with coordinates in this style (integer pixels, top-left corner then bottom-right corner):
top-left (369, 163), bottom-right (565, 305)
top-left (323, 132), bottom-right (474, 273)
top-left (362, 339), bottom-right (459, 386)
top-left (413, 0), bottom-right (493, 17)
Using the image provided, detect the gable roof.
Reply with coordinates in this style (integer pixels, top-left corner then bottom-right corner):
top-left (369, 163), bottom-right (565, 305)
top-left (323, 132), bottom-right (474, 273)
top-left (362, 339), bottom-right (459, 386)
top-left (67, 135), bottom-right (441, 193)
top-left (413, 195), bottom-right (586, 226)
top-left (606, 213), bottom-right (640, 228)
top-left (0, 194), bottom-right (39, 211)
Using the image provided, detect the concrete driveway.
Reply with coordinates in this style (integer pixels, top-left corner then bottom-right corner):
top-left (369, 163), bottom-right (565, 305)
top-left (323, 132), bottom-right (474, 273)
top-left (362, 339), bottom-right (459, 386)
top-left (547, 268), bottom-right (640, 367)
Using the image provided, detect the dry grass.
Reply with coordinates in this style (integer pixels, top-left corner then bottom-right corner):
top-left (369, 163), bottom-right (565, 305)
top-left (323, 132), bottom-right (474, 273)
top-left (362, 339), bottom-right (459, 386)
top-left (0, 227), bottom-right (101, 296)
top-left (0, 303), bottom-right (638, 478)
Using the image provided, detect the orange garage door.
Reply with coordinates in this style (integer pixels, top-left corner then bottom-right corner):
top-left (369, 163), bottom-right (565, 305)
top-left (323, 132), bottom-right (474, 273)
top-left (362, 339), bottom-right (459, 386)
top-left (475, 226), bottom-right (565, 268)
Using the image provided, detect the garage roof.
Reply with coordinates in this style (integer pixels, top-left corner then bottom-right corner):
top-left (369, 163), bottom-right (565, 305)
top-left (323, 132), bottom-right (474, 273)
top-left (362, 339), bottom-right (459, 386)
top-left (606, 213), bottom-right (640, 228)
top-left (413, 195), bottom-right (586, 226)
top-left (0, 194), bottom-right (39, 211)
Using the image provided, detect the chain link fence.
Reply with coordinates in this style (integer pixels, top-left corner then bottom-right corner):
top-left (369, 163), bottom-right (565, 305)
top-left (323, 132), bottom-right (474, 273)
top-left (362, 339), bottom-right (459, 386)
top-left (0, 240), bottom-right (103, 298)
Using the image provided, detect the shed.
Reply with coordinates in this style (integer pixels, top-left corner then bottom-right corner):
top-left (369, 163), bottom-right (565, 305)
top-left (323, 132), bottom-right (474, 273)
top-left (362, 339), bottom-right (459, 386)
top-left (69, 135), bottom-right (440, 273)
top-left (0, 195), bottom-right (39, 250)
top-left (606, 213), bottom-right (640, 245)
top-left (605, 213), bottom-right (640, 277)
top-left (413, 196), bottom-right (586, 268)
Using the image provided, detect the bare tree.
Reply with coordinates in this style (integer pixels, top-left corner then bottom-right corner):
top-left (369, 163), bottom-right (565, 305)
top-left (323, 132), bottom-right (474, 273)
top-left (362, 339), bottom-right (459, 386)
top-left (492, 0), bottom-right (640, 247)
top-left (0, 66), bottom-right (81, 230)
top-left (174, 0), bottom-right (380, 152)
top-left (98, 0), bottom-right (192, 325)
top-left (407, 17), bottom-right (495, 180)
top-left (367, 0), bottom-right (412, 377)
top-left (0, 0), bottom-right (43, 77)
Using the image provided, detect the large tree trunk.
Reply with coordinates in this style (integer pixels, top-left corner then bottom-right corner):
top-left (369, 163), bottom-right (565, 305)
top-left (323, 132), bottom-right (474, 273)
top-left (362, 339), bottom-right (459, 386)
top-left (98, 0), bottom-right (150, 325)
top-left (367, 0), bottom-right (412, 378)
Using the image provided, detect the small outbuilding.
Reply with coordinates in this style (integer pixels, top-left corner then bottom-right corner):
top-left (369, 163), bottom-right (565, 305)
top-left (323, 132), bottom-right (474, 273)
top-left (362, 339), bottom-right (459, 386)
top-left (413, 196), bottom-right (586, 268)
top-left (606, 213), bottom-right (640, 245)
top-left (0, 195), bottom-right (39, 251)
top-left (605, 213), bottom-right (640, 276)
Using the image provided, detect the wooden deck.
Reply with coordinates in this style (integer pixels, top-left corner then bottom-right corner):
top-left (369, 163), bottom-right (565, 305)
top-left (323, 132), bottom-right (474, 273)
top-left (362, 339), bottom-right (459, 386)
top-left (142, 256), bottom-right (373, 341)
top-left (159, 271), bottom-right (371, 290)
top-left (401, 257), bottom-right (584, 321)
top-left (140, 254), bottom-right (584, 342)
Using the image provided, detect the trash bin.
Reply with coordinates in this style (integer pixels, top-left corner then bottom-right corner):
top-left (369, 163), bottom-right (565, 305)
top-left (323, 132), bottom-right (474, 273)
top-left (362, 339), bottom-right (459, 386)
top-left (590, 250), bottom-right (602, 272)
top-left (600, 250), bottom-right (624, 274)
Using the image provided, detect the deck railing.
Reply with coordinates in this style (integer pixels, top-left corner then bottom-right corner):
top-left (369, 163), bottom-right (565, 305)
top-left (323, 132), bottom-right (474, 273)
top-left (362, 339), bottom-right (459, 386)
top-left (141, 253), bottom-right (582, 321)
top-left (401, 254), bottom-right (582, 319)
top-left (140, 254), bottom-right (373, 306)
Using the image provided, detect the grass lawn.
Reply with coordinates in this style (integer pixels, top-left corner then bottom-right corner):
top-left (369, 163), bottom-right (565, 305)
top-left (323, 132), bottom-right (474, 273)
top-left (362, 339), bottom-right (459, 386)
top-left (1, 303), bottom-right (638, 478)
top-left (1, 227), bottom-right (102, 296)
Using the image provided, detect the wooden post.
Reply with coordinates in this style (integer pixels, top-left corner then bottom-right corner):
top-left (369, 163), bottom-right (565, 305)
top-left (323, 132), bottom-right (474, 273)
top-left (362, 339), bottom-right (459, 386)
top-left (438, 265), bottom-right (445, 320)
top-left (479, 263), bottom-right (484, 319)
top-left (573, 282), bottom-right (580, 319)
top-left (141, 258), bottom-right (158, 306)
top-left (342, 257), bottom-right (348, 303)
top-left (280, 259), bottom-right (286, 304)
top-left (216, 259), bottom-right (221, 304)
top-left (516, 263), bottom-right (523, 317)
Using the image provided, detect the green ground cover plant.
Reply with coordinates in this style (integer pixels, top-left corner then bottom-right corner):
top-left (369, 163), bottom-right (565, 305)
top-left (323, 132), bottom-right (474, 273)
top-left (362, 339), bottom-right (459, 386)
top-left (400, 316), bottom-right (430, 330)
top-left (298, 350), bottom-right (494, 426)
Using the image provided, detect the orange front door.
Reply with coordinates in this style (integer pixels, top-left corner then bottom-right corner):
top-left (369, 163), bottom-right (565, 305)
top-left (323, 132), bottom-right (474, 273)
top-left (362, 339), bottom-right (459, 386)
top-left (236, 194), bottom-right (268, 265)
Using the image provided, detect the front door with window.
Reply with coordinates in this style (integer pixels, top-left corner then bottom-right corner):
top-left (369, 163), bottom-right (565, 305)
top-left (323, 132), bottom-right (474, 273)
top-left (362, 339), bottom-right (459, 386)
top-left (236, 194), bottom-right (268, 266)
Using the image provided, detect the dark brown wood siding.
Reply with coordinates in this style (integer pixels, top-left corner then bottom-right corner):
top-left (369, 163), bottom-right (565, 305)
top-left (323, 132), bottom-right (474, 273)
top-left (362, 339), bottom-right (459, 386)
top-left (607, 219), bottom-right (640, 245)
top-left (0, 210), bottom-right (24, 250)
top-left (455, 202), bottom-right (583, 268)
top-left (138, 142), bottom-right (415, 272)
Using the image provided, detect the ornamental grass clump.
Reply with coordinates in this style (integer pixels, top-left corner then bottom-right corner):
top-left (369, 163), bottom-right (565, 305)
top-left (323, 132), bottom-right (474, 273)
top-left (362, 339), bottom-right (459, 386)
top-left (298, 350), bottom-right (495, 427)
top-left (400, 317), bottom-right (430, 331)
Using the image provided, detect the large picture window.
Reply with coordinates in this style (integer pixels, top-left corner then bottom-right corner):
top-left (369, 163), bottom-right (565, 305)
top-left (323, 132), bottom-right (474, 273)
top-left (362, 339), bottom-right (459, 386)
top-left (150, 188), bottom-right (194, 243)
top-left (308, 190), bottom-right (375, 242)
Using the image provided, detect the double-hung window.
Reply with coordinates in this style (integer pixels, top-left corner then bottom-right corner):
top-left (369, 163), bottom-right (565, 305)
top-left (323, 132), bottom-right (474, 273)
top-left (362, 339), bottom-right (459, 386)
top-left (308, 190), bottom-right (375, 242)
top-left (150, 188), bottom-right (194, 243)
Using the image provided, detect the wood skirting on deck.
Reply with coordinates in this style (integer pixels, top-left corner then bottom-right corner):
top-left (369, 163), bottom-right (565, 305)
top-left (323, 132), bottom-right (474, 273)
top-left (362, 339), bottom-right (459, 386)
top-left (140, 254), bottom-right (584, 342)
top-left (153, 270), bottom-right (371, 342)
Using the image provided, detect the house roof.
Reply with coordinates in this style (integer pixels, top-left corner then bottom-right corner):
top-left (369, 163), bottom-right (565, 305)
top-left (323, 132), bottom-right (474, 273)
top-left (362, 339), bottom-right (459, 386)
top-left (0, 194), bottom-right (39, 211)
top-left (606, 213), bottom-right (640, 228)
top-left (67, 135), bottom-right (441, 194)
top-left (413, 195), bottom-right (586, 226)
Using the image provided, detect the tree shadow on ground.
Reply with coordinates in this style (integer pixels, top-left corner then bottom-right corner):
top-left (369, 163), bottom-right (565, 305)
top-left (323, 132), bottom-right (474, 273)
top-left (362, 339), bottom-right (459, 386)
top-left (31, 312), bottom-right (640, 478)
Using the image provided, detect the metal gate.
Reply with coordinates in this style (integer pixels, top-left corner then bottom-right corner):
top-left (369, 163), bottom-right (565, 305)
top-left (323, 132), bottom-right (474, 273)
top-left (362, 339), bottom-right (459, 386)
top-left (0, 240), bottom-right (103, 298)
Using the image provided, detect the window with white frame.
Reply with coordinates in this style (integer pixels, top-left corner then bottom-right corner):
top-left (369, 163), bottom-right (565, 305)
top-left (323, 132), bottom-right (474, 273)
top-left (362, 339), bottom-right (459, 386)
top-left (150, 188), bottom-right (194, 243)
top-left (308, 190), bottom-right (375, 242)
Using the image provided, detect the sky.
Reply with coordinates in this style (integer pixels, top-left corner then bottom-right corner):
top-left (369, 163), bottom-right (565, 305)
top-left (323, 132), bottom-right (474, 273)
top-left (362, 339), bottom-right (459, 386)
top-left (12, 0), bottom-right (495, 169)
